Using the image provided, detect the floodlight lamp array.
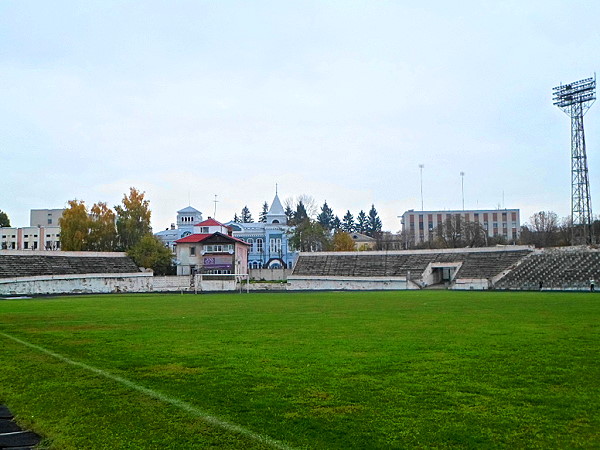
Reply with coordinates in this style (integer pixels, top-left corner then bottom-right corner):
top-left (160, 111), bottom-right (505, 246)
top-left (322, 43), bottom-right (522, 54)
top-left (553, 76), bottom-right (596, 108)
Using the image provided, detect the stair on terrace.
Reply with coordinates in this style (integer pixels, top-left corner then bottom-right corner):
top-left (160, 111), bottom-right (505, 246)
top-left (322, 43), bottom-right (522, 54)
top-left (292, 250), bottom-right (531, 281)
top-left (0, 255), bottom-right (140, 279)
top-left (495, 252), bottom-right (600, 290)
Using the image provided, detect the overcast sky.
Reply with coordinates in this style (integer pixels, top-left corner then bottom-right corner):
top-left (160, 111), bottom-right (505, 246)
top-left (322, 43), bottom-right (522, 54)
top-left (1, 1), bottom-right (598, 232)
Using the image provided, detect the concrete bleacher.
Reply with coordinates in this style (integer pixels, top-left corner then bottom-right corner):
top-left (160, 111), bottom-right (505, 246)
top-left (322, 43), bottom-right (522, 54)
top-left (0, 251), bottom-right (149, 296)
top-left (292, 247), bottom-right (533, 289)
top-left (495, 250), bottom-right (600, 290)
top-left (0, 252), bottom-right (140, 279)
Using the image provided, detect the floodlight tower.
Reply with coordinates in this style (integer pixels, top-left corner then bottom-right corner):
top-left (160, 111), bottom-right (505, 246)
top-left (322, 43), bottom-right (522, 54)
top-left (553, 75), bottom-right (596, 244)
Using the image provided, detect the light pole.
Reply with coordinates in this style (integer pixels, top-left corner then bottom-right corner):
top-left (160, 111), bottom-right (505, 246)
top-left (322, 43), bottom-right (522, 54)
top-left (460, 171), bottom-right (465, 211)
top-left (419, 164), bottom-right (424, 211)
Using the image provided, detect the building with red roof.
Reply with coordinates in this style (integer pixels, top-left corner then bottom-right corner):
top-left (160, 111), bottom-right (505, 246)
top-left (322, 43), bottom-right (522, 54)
top-left (174, 230), bottom-right (249, 276)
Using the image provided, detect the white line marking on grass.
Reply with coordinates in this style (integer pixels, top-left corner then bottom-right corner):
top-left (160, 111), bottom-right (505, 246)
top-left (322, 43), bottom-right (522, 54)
top-left (0, 332), bottom-right (294, 450)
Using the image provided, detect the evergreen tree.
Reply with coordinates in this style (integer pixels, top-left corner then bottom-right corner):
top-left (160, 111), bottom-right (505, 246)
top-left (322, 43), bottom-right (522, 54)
top-left (332, 215), bottom-right (341, 231)
top-left (0, 210), bottom-right (10, 227)
top-left (259, 201), bottom-right (269, 223)
top-left (233, 213), bottom-right (240, 223)
top-left (317, 201), bottom-right (335, 230)
top-left (367, 204), bottom-right (383, 237)
top-left (284, 205), bottom-right (294, 223)
top-left (240, 206), bottom-right (253, 223)
top-left (341, 210), bottom-right (355, 233)
top-left (356, 210), bottom-right (368, 234)
top-left (290, 201), bottom-right (308, 226)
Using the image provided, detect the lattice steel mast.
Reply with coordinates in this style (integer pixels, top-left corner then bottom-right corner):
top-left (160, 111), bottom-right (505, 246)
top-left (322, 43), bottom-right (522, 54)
top-left (553, 75), bottom-right (596, 244)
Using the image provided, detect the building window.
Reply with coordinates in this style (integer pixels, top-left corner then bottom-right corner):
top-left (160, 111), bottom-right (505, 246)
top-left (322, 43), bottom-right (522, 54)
top-left (204, 244), bottom-right (233, 253)
top-left (190, 246), bottom-right (196, 256)
top-left (256, 239), bottom-right (263, 253)
top-left (247, 238), bottom-right (254, 252)
top-left (269, 238), bottom-right (281, 253)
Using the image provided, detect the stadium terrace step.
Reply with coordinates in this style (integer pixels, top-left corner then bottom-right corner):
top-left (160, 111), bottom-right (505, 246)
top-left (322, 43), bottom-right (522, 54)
top-left (0, 421), bottom-right (20, 434)
top-left (0, 431), bottom-right (41, 448)
top-left (0, 254), bottom-right (140, 279)
top-left (495, 250), bottom-right (600, 290)
top-left (0, 406), bottom-right (41, 450)
top-left (0, 407), bottom-right (11, 420)
top-left (293, 249), bottom-right (533, 285)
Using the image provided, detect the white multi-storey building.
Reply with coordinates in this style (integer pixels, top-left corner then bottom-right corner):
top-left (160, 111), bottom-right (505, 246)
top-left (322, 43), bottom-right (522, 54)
top-left (0, 226), bottom-right (61, 250)
top-left (30, 209), bottom-right (65, 227)
top-left (401, 208), bottom-right (521, 246)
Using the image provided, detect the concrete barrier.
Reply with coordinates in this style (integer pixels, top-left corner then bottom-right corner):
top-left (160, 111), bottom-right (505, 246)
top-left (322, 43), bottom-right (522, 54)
top-left (0, 272), bottom-right (153, 296)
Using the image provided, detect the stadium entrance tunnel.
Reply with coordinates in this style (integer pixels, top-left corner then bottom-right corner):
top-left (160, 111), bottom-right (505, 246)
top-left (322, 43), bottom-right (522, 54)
top-left (422, 262), bottom-right (463, 287)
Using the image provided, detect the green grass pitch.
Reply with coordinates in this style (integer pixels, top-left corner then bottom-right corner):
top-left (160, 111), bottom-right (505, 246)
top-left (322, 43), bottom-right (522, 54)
top-left (0, 290), bottom-right (598, 449)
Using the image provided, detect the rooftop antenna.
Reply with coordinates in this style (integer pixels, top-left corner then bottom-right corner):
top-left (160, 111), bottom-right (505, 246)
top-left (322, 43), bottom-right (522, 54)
top-left (419, 164), bottom-right (424, 211)
top-left (460, 171), bottom-right (465, 211)
top-left (213, 194), bottom-right (219, 219)
top-left (553, 75), bottom-right (596, 244)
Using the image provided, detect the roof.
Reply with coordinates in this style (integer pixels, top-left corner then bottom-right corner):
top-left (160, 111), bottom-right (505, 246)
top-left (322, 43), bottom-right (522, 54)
top-left (194, 218), bottom-right (230, 228)
top-left (175, 233), bottom-right (212, 244)
top-left (175, 232), bottom-right (250, 246)
top-left (177, 206), bottom-right (202, 214)
top-left (267, 193), bottom-right (286, 217)
top-left (351, 232), bottom-right (376, 242)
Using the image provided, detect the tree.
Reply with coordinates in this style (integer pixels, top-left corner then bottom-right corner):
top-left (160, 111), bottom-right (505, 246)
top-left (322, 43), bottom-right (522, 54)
top-left (240, 206), bottom-right (253, 223)
top-left (60, 200), bottom-right (91, 251)
top-left (296, 194), bottom-right (318, 218)
top-left (367, 204), bottom-right (383, 237)
top-left (127, 234), bottom-right (174, 275)
top-left (0, 210), bottom-right (10, 227)
top-left (284, 204), bottom-right (294, 223)
top-left (88, 202), bottom-right (117, 251)
top-left (258, 201), bottom-right (269, 223)
top-left (462, 220), bottom-right (488, 247)
top-left (233, 213), bottom-right (240, 223)
top-left (289, 220), bottom-right (330, 252)
top-left (435, 215), bottom-right (463, 248)
top-left (356, 210), bottom-right (368, 234)
top-left (521, 211), bottom-right (560, 248)
top-left (317, 201), bottom-right (335, 230)
top-left (289, 201), bottom-right (309, 226)
top-left (341, 210), bottom-right (355, 233)
top-left (332, 215), bottom-right (341, 231)
top-left (332, 231), bottom-right (355, 251)
top-left (115, 187), bottom-right (152, 250)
